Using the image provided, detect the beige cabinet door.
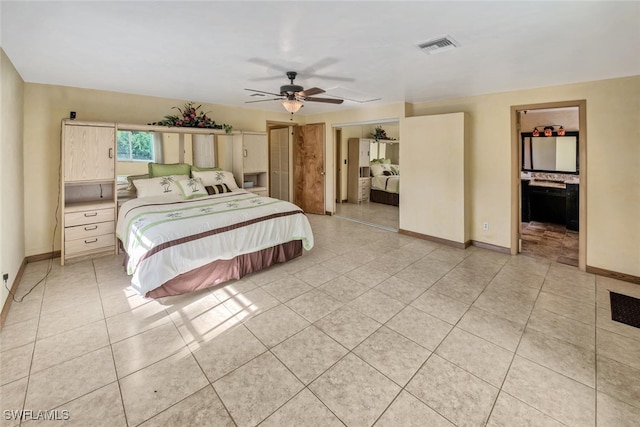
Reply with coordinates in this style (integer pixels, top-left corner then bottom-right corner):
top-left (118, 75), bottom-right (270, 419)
top-left (64, 125), bottom-right (115, 182)
top-left (243, 133), bottom-right (267, 173)
top-left (359, 140), bottom-right (370, 167)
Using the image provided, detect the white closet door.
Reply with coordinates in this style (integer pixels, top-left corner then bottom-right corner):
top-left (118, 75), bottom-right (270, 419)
top-left (269, 128), bottom-right (289, 201)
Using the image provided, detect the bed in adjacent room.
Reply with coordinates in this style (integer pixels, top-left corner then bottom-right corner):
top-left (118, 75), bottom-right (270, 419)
top-left (116, 170), bottom-right (313, 298)
top-left (369, 162), bottom-right (400, 206)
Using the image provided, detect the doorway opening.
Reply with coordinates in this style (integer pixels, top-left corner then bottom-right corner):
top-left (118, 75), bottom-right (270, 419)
top-left (267, 121), bottom-right (326, 215)
top-left (511, 100), bottom-right (587, 270)
top-left (332, 119), bottom-right (400, 231)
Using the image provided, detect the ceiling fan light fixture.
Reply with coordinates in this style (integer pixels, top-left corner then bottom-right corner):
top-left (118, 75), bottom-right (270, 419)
top-left (282, 99), bottom-right (303, 113)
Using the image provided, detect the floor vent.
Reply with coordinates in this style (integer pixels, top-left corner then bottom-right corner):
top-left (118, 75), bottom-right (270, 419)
top-left (419, 36), bottom-right (459, 55)
top-left (610, 291), bottom-right (640, 329)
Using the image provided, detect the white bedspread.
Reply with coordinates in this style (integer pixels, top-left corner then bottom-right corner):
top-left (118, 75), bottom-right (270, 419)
top-left (116, 190), bottom-right (314, 295)
top-left (371, 175), bottom-right (400, 194)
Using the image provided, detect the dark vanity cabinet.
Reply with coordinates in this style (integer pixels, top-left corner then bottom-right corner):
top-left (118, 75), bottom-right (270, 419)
top-left (520, 130), bottom-right (579, 231)
top-left (565, 183), bottom-right (579, 231)
top-left (521, 179), bottom-right (579, 231)
top-left (521, 179), bottom-right (531, 222)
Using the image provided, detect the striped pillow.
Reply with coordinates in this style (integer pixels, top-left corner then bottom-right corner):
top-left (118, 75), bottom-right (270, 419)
top-left (205, 184), bottom-right (231, 195)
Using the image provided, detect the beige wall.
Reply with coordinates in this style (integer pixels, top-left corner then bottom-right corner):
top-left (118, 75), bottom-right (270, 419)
top-left (407, 76), bottom-right (640, 277)
top-left (401, 113), bottom-right (468, 243)
top-left (520, 107), bottom-right (579, 132)
top-left (22, 83), bottom-right (292, 256)
top-left (1, 49), bottom-right (25, 311)
top-left (19, 75), bottom-right (640, 278)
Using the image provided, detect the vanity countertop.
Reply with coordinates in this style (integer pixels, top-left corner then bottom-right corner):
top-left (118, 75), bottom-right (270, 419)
top-left (522, 172), bottom-right (579, 188)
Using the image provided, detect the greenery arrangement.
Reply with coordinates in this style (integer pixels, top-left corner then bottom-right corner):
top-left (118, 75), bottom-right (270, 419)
top-left (149, 102), bottom-right (232, 133)
top-left (371, 125), bottom-right (396, 141)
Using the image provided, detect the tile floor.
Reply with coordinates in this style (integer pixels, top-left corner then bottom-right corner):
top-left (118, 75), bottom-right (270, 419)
top-left (521, 221), bottom-right (579, 266)
top-left (335, 200), bottom-right (399, 231)
top-left (2, 214), bottom-right (640, 426)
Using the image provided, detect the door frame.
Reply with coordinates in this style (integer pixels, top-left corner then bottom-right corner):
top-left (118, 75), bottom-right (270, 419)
top-left (335, 128), bottom-right (343, 204)
top-left (510, 100), bottom-right (587, 270)
top-left (267, 120), bottom-right (297, 200)
top-left (267, 124), bottom-right (292, 201)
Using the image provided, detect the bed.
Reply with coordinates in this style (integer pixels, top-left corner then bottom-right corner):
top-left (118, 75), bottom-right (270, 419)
top-left (370, 163), bottom-right (400, 206)
top-left (116, 183), bottom-right (314, 298)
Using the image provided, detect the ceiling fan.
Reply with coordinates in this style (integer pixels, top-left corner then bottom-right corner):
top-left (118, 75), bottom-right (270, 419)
top-left (245, 71), bottom-right (344, 114)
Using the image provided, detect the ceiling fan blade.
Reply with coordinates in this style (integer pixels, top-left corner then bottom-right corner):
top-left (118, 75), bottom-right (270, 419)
top-left (245, 98), bottom-right (283, 104)
top-left (245, 88), bottom-right (282, 97)
top-left (298, 87), bottom-right (325, 97)
top-left (304, 97), bottom-right (344, 104)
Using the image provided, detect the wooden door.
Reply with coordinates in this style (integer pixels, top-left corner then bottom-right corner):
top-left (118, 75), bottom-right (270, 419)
top-left (64, 124), bottom-right (115, 182)
top-left (270, 127), bottom-right (289, 201)
top-left (293, 123), bottom-right (325, 214)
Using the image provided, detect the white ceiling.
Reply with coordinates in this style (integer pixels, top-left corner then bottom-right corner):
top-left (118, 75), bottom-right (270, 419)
top-left (2, 1), bottom-right (639, 115)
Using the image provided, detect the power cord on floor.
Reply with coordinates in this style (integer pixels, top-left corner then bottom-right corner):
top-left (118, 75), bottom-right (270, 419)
top-left (4, 140), bottom-right (62, 303)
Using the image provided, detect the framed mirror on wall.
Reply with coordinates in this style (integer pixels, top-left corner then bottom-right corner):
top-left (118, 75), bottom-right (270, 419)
top-left (521, 131), bottom-right (579, 173)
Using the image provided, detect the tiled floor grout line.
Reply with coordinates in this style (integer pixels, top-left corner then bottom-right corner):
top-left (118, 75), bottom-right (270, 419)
top-left (93, 259), bottom-right (131, 427)
top-left (7, 222), bottom-right (639, 426)
top-left (594, 277), bottom-right (599, 427)
top-left (16, 262), bottom-right (49, 427)
top-left (481, 262), bottom-right (571, 426)
top-left (367, 251), bottom-right (500, 426)
top-left (163, 289), bottom-right (240, 427)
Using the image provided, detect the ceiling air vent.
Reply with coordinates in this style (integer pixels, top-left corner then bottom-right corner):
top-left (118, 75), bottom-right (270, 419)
top-left (419, 36), bottom-right (459, 55)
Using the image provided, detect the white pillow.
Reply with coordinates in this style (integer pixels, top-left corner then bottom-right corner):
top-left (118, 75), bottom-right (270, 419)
top-left (191, 170), bottom-right (239, 190)
top-left (370, 163), bottom-right (390, 177)
top-left (175, 177), bottom-right (207, 199)
top-left (132, 175), bottom-right (189, 198)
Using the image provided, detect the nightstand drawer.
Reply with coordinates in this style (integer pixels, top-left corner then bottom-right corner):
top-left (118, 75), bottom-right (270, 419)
top-left (65, 233), bottom-right (115, 257)
top-left (360, 186), bottom-right (370, 201)
top-left (65, 221), bottom-right (114, 241)
top-left (65, 207), bottom-right (114, 227)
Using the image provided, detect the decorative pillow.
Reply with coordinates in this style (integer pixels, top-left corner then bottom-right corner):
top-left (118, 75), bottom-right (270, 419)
top-left (148, 162), bottom-right (191, 178)
top-left (191, 165), bottom-right (222, 173)
top-left (191, 170), bottom-right (239, 190)
top-left (126, 173), bottom-right (150, 190)
top-left (205, 184), bottom-right (231, 195)
top-left (370, 163), bottom-right (392, 177)
top-left (132, 175), bottom-right (189, 198)
top-left (390, 164), bottom-right (399, 175)
top-left (176, 178), bottom-right (207, 199)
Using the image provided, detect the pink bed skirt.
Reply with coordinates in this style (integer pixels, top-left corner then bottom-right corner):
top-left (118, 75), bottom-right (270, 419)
top-left (143, 240), bottom-right (303, 298)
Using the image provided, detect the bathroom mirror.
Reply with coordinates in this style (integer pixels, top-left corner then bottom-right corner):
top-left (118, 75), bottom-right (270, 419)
top-left (522, 131), bottom-right (579, 174)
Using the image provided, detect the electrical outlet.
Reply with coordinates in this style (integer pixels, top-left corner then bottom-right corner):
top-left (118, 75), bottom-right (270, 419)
top-left (482, 222), bottom-right (489, 231)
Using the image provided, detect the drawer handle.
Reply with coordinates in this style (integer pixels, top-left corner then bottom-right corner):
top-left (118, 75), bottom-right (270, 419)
top-left (84, 238), bottom-right (98, 244)
top-left (84, 212), bottom-right (98, 217)
top-left (84, 225), bottom-right (98, 231)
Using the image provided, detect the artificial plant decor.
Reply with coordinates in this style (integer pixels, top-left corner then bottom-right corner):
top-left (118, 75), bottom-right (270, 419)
top-left (371, 126), bottom-right (396, 141)
top-left (149, 102), bottom-right (233, 133)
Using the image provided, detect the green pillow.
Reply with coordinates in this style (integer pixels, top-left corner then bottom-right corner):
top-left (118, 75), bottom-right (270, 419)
top-left (191, 166), bottom-right (222, 173)
top-left (148, 162), bottom-right (191, 178)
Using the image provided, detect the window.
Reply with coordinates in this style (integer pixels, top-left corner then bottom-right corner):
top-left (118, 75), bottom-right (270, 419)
top-left (117, 130), bottom-right (155, 161)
